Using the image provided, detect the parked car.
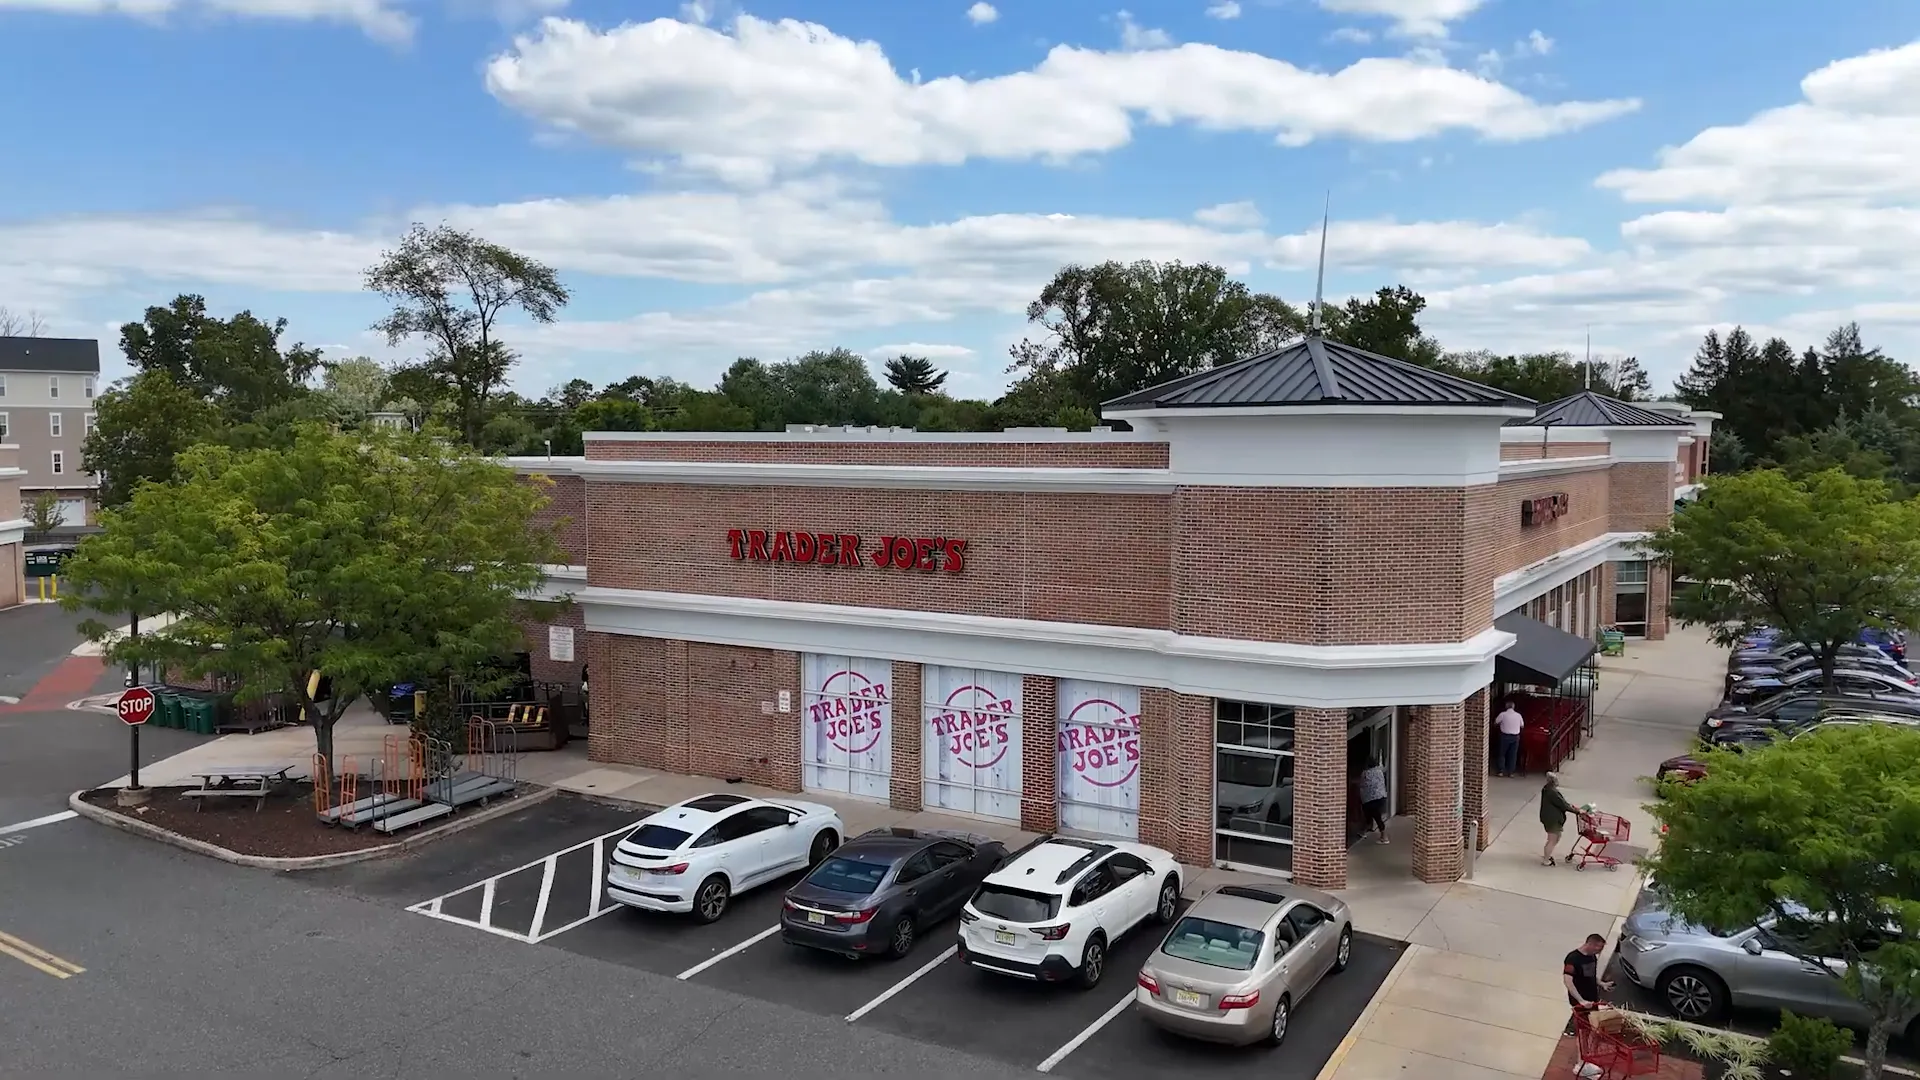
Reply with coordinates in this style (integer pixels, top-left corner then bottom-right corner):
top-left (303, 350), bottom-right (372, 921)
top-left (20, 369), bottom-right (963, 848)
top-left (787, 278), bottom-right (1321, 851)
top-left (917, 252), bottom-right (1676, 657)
top-left (1133, 883), bottom-right (1354, 1047)
top-left (1616, 897), bottom-right (1920, 1043)
top-left (1740, 626), bottom-right (1907, 664)
top-left (1697, 691), bottom-right (1920, 743)
top-left (1722, 665), bottom-right (1920, 708)
top-left (1726, 652), bottom-right (1913, 690)
top-left (958, 835), bottom-right (1182, 989)
top-left (1662, 713), bottom-right (1920, 784)
top-left (604, 792), bottom-right (843, 923)
top-left (780, 828), bottom-right (1008, 960)
top-left (1729, 642), bottom-right (1892, 670)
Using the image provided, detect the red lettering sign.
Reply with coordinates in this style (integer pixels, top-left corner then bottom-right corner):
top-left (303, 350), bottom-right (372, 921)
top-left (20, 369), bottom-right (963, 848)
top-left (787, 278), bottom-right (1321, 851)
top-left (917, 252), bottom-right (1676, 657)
top-left (1520, 492), bottom-right (1570, 527)
top-left (726, 530), bottom-right (967, 573)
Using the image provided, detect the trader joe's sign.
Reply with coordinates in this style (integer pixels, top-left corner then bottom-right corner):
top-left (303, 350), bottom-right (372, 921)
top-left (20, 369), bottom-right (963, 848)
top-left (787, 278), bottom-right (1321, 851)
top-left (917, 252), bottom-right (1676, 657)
top-left (1520, 492), bottom-right (1571, 528)
top-left (726, 529), bottom-right (967, 573)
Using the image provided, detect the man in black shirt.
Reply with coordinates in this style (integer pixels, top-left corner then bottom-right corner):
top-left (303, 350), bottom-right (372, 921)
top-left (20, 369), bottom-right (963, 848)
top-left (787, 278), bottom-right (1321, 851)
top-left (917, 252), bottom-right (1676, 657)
top-left (1562, 933), bottom-right (1613, 1035)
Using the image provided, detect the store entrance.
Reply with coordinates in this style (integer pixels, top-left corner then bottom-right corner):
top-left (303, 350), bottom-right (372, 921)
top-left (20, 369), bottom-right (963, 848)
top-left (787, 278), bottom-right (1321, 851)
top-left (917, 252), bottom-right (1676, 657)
top-left (1345, 707), bottom-right (1396, 846)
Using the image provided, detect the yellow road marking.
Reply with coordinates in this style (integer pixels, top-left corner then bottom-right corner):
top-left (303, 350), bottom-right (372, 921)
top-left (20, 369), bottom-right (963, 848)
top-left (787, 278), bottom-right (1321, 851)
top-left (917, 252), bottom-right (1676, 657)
top-left (0, 929), bottom-right (85, 979)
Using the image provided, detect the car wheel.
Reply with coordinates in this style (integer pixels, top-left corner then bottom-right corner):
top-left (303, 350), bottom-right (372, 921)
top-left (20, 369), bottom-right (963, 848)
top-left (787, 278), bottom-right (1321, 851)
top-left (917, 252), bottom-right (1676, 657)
top-left (808, 829), bottom-right (839, 867)
top-left (1266, 994), bottom-right (1292, 1046)
top-left (1076, 936), bottom-right (1107, 991)
top-left (887, 916), bottom-right (917, 959)
top-left (692, 875), bottom-right (731, 924)
top-left (1905, 1014), bottom-right (1920, 1054)
top-left (1656, 965), bottom-right (1728, 1023)
top-left (1333, 926), bottom-right (1353, 973)
top-left (1154, 878), bottom-right (1180, 925)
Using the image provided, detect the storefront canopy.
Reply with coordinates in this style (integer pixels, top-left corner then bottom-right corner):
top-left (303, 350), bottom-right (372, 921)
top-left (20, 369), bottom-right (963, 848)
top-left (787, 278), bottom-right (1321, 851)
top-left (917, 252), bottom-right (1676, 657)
top-left (1494, 613), bottom-right (1598, 689)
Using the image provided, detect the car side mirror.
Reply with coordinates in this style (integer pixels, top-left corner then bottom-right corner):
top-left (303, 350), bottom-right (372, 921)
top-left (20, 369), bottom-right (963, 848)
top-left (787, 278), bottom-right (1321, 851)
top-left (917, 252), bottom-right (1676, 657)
top-left (1742, 938), bottom-right (1763, 956)
top-left (786, 816), bottom-right (799, 827)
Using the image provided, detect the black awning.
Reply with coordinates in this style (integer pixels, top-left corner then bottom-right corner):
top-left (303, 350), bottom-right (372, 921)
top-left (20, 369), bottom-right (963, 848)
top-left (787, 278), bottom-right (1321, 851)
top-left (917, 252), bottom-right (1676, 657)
top-left (1494, 613), bottom-right (1598, 688)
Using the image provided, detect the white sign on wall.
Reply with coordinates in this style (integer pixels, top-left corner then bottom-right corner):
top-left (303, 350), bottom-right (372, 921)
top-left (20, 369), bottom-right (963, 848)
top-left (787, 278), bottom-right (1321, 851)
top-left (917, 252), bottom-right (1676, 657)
top-left (547, 625), bottom-right (575, 663)
top-left (801, 653), bottom-right (893, 801)
top-left (1057, 680), bottom-right (1142, 839)
top-left (922, 665), bottom-right (1023, 821)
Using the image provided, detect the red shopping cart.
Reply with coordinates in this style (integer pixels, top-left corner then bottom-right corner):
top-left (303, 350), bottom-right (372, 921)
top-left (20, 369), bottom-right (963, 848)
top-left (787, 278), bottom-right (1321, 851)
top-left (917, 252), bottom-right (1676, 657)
top-left (1574, 1007), bottom-right (1662, 1079)
top-left (1571, 811), bottom-right (1630, 871)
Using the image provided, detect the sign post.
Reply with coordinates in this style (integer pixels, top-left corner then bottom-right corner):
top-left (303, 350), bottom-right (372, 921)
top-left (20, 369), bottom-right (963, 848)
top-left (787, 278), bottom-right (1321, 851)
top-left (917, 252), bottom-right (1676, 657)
top-left (117, 686), bottom-right (156, 791)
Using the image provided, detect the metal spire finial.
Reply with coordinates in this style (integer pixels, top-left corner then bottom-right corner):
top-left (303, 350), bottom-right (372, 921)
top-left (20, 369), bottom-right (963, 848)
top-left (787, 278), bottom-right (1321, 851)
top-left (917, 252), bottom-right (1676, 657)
top-left (1309, 192), bottom-right (1330, 335)
top-left (1584, 326), bottom-right (1592, 390)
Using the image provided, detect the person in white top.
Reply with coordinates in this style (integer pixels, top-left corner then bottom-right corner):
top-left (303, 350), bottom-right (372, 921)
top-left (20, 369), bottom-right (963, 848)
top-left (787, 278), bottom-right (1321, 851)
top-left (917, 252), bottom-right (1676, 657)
top-left (1492, 700), bottom-right (1526, 777)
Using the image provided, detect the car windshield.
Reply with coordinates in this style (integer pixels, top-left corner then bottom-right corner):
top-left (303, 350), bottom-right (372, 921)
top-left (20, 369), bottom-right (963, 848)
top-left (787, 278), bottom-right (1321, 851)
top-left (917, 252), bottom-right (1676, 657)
top-left (625, 824), bottom-right (692, 850)
top-left (1218, 752), bottom-right (1277, 787)
top-left (1161, 917), bottom-right (1266, 971)
top-left (805, 856), bottom-right (891, 894)
top-left (971, 884), bottom-right (1060, 923)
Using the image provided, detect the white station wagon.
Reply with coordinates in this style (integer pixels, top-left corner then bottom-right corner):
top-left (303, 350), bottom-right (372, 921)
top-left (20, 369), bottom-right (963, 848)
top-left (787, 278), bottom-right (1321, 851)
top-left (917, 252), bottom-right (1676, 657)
top-left (605, 792), bottom-right (844, 923)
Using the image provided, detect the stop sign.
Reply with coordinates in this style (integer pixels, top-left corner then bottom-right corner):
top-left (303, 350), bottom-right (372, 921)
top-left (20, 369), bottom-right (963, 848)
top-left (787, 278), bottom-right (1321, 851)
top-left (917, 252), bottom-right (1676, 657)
top-left (117, 686), bottom-right (156, 727)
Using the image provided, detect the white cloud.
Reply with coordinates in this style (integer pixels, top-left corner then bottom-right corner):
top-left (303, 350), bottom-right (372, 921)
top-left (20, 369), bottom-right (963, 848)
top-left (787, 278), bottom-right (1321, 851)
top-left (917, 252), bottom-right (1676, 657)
top-left (965, 2), bottom-right (996, 25)
top-left (1474, 30), bottom-right (1554, 77)
top-left (867, 343), bottom-right (978, 360)
top-left (1315, 0), bottom-right (1487, 39)
top-left (0, 0), bottom-right (415, 42)
top-left (1115, 10), bottom-right (1173, 50)
top-left (1205, 0), bottom-right (1241, 19)
top-left (483, 15), bottom-right (1639, 184)
top-left (1328, 26), bottom-right (1373, 44)
top-left (1194, 201), bottom-right (1266, 229)
top-left (1517, 29), bottom-right (1552, 56)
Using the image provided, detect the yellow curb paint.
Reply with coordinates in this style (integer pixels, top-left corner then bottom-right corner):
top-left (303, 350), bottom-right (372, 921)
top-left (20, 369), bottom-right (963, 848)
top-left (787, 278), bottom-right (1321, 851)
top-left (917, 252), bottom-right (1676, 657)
top-left (0, 929), bottom-right (85, 979)
top-left (1313, 941), bottom-right (1423, 1080)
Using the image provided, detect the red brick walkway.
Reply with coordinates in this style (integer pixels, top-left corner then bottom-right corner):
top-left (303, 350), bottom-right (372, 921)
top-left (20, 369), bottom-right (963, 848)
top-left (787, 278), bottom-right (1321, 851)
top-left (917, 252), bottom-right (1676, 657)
top-left (1544, 1034), bottom-right (1704, 1080)
top-left (0, 655), bottom-right (106, 714)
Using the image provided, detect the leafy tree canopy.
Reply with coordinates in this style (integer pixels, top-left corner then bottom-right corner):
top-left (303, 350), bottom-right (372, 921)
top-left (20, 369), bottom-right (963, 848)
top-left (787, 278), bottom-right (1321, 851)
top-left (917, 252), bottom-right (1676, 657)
top-left (119, 293), bottom-right (320, 421)
top-left (60, 424), bottom-right (564, 769)
top-left (81, 369), bottom-right (223, 509)
top-left (1642, 467), bottom-right (1920, 684)
top-left (884, 355), bottom-right (948, 395)
top-left (1646, 724), bottom-right (1920, 1077)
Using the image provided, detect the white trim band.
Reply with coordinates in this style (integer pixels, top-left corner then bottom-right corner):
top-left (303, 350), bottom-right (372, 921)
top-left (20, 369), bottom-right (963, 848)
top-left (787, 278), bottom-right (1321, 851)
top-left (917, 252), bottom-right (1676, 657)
top-left (564, 458), bottom-right (1178, 494)
top-left (1497, 455), bottom-right (1613, 479)
top-left (1495, 531), bottom-right (1651, 612)
top-left (0, 516), bottom-right (27, 546)
top-left (572, 586), bottom-right (1511, 708)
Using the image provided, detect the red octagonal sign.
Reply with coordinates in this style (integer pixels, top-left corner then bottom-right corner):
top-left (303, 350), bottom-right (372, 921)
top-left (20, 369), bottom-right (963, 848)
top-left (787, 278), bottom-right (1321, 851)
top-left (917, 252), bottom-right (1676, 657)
top-left (117, 686), bottom-right (156, 727)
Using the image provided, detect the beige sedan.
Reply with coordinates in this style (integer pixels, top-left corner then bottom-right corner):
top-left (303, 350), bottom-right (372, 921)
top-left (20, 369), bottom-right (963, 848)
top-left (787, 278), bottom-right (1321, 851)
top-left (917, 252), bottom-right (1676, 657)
top-left (1134, 882), bottom-right (1355, 1046)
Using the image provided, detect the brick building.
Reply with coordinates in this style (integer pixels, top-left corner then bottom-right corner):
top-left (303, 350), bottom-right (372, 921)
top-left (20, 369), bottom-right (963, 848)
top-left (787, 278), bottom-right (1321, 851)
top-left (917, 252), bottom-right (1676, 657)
top-left (509, 338), bottom-right (1714, 890)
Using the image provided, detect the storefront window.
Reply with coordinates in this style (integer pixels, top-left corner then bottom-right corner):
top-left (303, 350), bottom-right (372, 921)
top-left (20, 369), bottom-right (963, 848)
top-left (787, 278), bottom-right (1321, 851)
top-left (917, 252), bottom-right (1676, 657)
top-left (1215, 700), bottom-right (1295, 875)
top-left (1057, 680), bottom-right (1141, 838)
top-left (1612, 560), bottom-right (1650, 637)
top-left (801, 653), bottom-right (894, 801)
top-left (922, 665), bottom-right (1023, 821)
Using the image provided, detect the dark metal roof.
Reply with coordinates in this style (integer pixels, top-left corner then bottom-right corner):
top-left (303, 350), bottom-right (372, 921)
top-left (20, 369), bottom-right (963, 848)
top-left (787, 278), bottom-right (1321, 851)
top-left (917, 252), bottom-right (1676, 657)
top-left (1508, 390), bottom-right (1690, 428)
top-left (1494, 613), bottom-right (1597, 689)
top-left (1103, 335), bottom-right (1534, 411)
top-left (0, 337), bottom-right (100, 373)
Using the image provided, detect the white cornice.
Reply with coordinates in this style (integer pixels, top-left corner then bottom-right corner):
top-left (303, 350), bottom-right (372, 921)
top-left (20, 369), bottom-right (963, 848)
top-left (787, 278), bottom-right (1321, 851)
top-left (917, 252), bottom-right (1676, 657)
top-left (506, 456), bottom-right (589, 477)
top-left (526, 563), bottom-right (586, 602)
top-left (1497, 455), bottom-right (1613, 479)
top-left (570, 586), bottom-right (1511, 708)
top-left (0, 517), bottom-right (28, 546)
top-left (0, 467), bottom-right (24, 479)
top-left (584, 430), bottom-right (1164, 445)
top-left (565, 458), bottom-right (1178, 494)
top-left (1495, 531), bottom-right (1651, 611)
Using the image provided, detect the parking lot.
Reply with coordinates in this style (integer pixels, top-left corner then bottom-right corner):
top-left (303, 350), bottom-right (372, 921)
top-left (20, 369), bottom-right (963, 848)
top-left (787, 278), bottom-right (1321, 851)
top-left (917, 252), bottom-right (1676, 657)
top-left (313, 795), bottom-right (1404, 1078)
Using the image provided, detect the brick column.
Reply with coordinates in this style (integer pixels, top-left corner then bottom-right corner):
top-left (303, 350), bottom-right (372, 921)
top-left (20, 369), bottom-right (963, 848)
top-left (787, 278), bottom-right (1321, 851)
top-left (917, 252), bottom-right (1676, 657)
top-left (889, 661), bottom-right (923, 812)
top-left (1411, 701), bottom-right (1466, 884)
top-left (1647, 561), bottom-right (1671, 640)
top-left (1397, 708), bottom-right (1423, 816)
top-left (1020, 675), bottom-right (1058, 834)
top-left (1462, 690), bottom-right (1490, 852)
top-left (592, 635), bottom-right (690, 773)
top-left (1292, 707), bottom-right (1348, 890)
top-left (1138, 688), bottom-right (1215, 864)
top-left (1599, 562), bottom-right (1618, 628)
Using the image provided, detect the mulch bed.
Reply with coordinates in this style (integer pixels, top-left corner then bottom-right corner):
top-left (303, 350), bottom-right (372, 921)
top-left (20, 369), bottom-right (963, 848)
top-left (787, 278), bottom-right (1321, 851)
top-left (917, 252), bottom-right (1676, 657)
top-left (81, 782), bottom-right (402, 858)
top-left (1542, 1032), bottom-right (1868, 1079)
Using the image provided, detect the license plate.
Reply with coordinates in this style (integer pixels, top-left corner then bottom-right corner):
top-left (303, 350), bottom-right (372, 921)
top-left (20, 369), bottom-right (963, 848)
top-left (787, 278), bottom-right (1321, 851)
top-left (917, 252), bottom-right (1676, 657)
top-left (1173, 989), bottom-right (1205, 1008)
top-left (807, 912), bottom-right (826, 925)
top-left (994, 930), bottom-right (1016, 945)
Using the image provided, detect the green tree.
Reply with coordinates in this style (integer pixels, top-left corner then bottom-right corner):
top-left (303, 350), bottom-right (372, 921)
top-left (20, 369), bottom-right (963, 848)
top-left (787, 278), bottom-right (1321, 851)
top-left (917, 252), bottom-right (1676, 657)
top-left (1642, 468), bottom-right (1920, 687)
top-left (884, 355), bottom-right (949, 395)
top-left (1645, 723), bottom-right (1920, 1079)
top-left (365, 224), bottom-right (570, 448)
top-left (316, 357), bottom-right (392, 428)
top-left (573, 398), bottom-right (653, 434)
top-left (59, 425), bottom-right (563, 772)
top-left (119, 294), bottom-right (321, 421)
top-left (1674, 330), bottom-right (1727, 409)
top-left (1709, 429), bottom-right (1751, 473)
top-left (81, 370), bottom-right (223, 509)
top-left (773, 348), bottom-right (883, 427)
top-left (657, 390), bottom-right (758, 431)
top-left (1823, 324), bottom-right (1918, 425)
top-left (1321, 285), bottom-right (1442, 367)
top-left (23, 490), bottom-right (60, 534)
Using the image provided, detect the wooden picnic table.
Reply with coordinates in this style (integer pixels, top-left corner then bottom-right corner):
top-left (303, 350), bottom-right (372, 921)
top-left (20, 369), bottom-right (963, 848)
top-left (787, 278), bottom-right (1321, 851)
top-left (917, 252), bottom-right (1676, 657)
top-left (182, 765), bottom-right (295, 812)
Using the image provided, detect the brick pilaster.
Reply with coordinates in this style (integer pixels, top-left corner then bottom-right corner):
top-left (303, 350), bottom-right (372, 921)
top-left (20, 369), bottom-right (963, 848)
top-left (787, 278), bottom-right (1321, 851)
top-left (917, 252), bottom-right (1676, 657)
top-left (1140, 691), bottom-right (1213, 866)
top-left (1463, 690), bottom-right (1490, 851)
top-left (1599, 561), bottom-right (1618, 628)
top-left (1292, 707), bottom-right (1348, 890)
top-left (1020, 675), bottom-right (1058, 834)
top-left (889, 661), bottom-right (924, 812)
top-left (1411, 702), bottom-right (1466, 884)
top-left (1647, 560), bottom-right (1671, 641)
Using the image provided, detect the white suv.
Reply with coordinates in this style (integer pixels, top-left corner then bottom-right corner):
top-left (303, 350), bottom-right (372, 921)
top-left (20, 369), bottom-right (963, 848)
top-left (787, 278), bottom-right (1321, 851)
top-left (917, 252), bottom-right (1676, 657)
top-left (958, 836), bottom-right (1182, 990)
top-left (605, 792), bottom-right (844, 923)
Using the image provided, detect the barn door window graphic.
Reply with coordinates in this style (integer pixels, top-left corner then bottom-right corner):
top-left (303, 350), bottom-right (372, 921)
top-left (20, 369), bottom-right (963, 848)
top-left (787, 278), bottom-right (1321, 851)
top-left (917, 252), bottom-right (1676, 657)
top-left (1057, 680), bottom-right (1141, 839)
top-left (801, 653), bottom-right (893, 801)
top-left (921, 666), bottom-right (1023, 821)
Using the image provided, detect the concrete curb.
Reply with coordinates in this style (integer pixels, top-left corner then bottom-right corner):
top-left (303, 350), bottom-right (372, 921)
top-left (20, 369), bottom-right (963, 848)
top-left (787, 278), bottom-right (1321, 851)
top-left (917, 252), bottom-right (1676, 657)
top-left (66, 783), bottom-right (560, 871)
top-left (1312, 940), bottom-right (1423, 1080)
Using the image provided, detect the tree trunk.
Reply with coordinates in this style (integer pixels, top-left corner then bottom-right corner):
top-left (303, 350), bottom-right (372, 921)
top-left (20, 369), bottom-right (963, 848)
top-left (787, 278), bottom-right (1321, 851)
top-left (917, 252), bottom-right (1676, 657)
top-left (311, 712), bottom-right (336, 790)
top-left (1864, 1016), bottom-right (1893, 1080)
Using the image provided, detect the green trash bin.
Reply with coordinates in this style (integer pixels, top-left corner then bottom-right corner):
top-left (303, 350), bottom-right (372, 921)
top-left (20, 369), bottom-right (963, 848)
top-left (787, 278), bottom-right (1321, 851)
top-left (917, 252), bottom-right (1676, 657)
top-left (154, 691), bottom-right (181, 730)
top-left (182, 696), bottom-right (217, 735)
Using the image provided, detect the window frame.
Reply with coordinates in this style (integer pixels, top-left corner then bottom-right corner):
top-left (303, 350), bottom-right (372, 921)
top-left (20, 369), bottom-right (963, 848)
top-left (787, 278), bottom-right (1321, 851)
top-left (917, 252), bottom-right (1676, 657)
top-left (48, 375), bottom-right (58, 399)
top-left (48, 411), bottom-right (61, 438)
top-left (50, 450), bottom-right (64, 475)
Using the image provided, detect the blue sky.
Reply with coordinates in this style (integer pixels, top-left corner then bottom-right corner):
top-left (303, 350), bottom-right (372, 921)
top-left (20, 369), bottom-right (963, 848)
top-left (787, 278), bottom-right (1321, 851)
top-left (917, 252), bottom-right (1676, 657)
top-left (2, 0), bottom-right (1918, 401)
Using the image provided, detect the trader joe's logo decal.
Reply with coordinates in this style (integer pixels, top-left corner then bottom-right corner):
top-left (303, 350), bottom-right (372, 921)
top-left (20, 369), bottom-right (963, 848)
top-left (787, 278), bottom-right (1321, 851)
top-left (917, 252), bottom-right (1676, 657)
top-left (1059, 698), bottom-right (1141, 786)
top-left (929, 684), bottom-right (1014, 769)
top-left (810, 669), bottom-right (889, 754)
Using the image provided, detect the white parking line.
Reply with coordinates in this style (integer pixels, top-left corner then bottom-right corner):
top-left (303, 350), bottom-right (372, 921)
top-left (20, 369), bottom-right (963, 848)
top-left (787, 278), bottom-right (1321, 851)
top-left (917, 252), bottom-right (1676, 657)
top-left (404, 820), bottom-right (639, 944)
top-left (676, 924), bottom-right (781, 980)
top-left (846, 944), bottom-right (958, 1022)
top-left (1035, 990), bottom-right (1135, 1073)
top-left (0, 810), bottom-right (78, 835)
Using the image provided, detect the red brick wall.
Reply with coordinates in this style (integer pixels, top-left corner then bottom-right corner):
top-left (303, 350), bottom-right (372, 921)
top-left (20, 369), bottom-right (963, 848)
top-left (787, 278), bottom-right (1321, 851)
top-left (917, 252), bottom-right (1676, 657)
top-left (520, 472), bottom-right (586, 563)
top-left (1463, 691), bottom-right (1489, 851)
top-left (1019, 675), bottom-right (1059, 834)
top-left (588, 483), bottom-right (1172, 630)
top-left (1174, 486), bottom-right (1497, 646)
top-left (1410, 701), bottom-right (1466, 883)
top-left (587, 634), bottom-right (803, 791)
top-left (889, 661), bottom-right (923, 812)
top-left (1493, 469), bottom-right (1611, 578)
top-left (517, 602), bottom-right (585, 686)
top-left (1610, 463), bottom-right (1676, 534)
top-left (1648, 561), bottom-right (1671, 641)
top-left (1292, 707), bottom-right (1348, 889)
top-left (1137, 689), bottom-right (1212, 866)
top-left (1499, 440), bottom-right (1611, 461)
top-left (586, 439), bottom-right (1169, 468)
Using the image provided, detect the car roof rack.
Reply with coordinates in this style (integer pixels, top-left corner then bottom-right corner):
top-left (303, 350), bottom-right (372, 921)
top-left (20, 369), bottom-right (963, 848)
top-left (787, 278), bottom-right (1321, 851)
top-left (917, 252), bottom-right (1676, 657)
top-left (1053, 842), bottom-right (1117, 884)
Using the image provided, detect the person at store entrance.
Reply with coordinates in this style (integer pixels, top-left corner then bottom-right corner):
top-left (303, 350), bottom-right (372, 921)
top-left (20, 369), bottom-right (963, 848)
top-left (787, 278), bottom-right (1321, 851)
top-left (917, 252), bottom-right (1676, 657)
top-left (1492, 699), bottom-right (1525, 777)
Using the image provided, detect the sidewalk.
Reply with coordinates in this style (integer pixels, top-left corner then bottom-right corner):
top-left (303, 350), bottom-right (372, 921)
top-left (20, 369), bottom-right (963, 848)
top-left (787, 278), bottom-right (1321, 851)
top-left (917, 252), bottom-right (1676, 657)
top-left (91, 632), bottom-right (1723, 1079)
